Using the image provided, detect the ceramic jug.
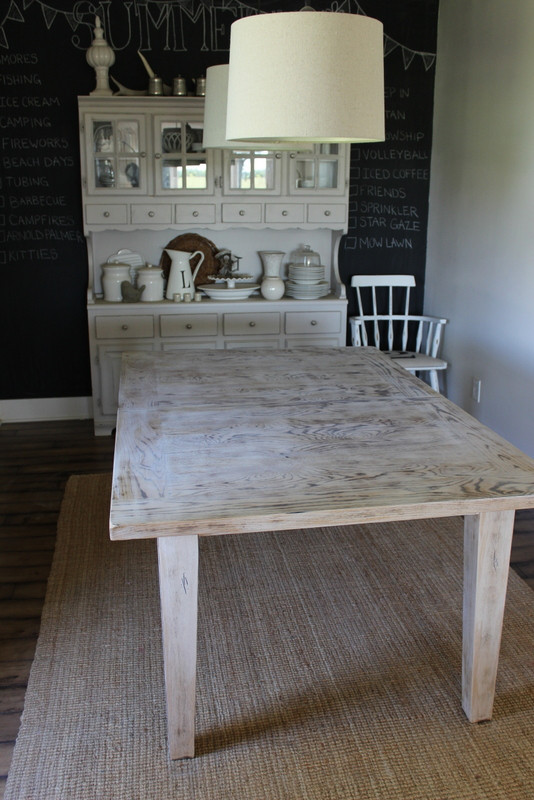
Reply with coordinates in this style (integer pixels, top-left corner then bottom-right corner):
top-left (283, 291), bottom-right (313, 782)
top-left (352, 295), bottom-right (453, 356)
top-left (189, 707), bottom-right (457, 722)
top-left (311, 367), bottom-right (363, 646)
top-left (165, 249), bottom-right (205, 300)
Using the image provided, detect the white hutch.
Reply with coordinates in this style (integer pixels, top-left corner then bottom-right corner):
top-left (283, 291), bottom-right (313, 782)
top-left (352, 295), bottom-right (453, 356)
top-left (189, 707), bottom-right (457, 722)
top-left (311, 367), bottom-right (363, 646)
top-left (78, 96), bottom-right (350, 434)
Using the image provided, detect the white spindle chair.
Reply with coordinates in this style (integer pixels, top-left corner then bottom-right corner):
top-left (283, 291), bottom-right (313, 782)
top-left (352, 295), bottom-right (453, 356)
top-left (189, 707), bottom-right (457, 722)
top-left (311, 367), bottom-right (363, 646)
top-left (349, 274), bottom-right (448, 392)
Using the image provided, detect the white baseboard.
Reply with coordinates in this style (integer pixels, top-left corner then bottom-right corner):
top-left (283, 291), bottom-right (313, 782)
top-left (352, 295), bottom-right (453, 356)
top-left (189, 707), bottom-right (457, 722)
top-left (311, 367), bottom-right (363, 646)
top-left (0, 396), bottom-right (93, 423)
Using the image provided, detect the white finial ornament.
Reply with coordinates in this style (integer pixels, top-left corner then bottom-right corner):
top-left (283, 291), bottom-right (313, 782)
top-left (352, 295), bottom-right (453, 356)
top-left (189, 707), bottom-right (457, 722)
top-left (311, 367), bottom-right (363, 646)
top-left (86, 16), bottom-right (115, 96)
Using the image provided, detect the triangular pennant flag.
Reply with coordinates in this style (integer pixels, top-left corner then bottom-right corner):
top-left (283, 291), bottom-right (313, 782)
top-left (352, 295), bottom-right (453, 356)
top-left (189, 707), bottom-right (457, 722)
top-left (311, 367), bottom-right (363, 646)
top-left (7, 0), bottom-right (24, 23)
top-left (23, 0), bottom-right (36, 9)
top-left (0, 26), bottom-right (8, 49)
top-left (65, 12), bottom-right (78, 31)
top-left (41, 4), bottom-right (58, 29)
top-left (422, 54), bottom-right (436, 71)
top-left (384, 36), bottom-right (399, 57)
top-left (402, 47), bottom-right (416, 69)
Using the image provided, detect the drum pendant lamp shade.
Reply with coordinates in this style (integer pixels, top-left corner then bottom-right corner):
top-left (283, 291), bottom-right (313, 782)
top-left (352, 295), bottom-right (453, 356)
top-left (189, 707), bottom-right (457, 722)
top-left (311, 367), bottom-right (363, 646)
top-left (203, 65), bottom-right (248, 149)
top-left (226, 12), bottom-right (385, 144)
top-left (203, 64), bottom-right (310, 150)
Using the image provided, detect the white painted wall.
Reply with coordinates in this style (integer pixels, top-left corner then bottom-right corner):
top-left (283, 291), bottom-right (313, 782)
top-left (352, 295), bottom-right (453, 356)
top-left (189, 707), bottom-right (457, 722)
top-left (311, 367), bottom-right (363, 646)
top-left (425, 0), bottom-right (534, 455)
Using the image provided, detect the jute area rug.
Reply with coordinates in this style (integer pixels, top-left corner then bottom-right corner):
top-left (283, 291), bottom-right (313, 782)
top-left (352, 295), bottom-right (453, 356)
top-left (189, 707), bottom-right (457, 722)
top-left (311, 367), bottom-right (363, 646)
top-left (6, 475), bottom-right (534, 800)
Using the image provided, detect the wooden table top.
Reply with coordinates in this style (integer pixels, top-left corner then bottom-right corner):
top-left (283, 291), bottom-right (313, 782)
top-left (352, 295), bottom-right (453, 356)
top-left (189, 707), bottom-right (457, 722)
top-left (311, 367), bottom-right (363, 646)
top-left (110, 348), bottom-right (534, 541)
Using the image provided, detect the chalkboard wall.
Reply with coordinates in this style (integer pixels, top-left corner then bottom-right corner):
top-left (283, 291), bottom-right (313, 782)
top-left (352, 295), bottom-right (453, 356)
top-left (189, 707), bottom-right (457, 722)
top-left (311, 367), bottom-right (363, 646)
top-left (0, 0), bottom-right (438, 401)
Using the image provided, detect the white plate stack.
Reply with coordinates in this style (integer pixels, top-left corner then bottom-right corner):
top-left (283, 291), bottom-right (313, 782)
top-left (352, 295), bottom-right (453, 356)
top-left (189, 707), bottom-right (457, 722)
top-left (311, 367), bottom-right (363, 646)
top-left (285, 263), bottom-right (330, 299)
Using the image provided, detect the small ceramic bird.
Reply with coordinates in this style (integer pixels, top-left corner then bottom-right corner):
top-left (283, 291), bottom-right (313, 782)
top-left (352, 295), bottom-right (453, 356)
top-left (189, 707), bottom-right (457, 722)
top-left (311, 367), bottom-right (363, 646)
top-left (121, 281), bottom-right (145, 302)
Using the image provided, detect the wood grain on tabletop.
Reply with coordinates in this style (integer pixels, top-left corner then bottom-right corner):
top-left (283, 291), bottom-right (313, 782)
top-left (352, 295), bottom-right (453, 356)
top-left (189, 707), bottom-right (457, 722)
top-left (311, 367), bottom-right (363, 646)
top-left (110, 348), bottom-right (534, 540)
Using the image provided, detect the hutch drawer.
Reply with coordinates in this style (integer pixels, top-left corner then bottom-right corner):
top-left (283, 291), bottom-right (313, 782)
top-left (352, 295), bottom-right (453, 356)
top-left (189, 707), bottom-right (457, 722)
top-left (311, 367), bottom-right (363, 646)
top-left (95, 315), bottom-right (155, 339)
top-left (131, 204), bottom-right (172, 225)
top-left (175, 204), bottom-right (216, 224)
top-left (160, 314), bottom-right (218, 337)
top-left (264, 204), bottom-right (305, 224)
top-left (285, 311), bottom-right (342, 335)
top-left (223, 312), bottom-right (281, 336)
top-left (307, 204), bottom-right (347, 224)
top-left (85, 204), bottom-right (128, 225)
top-left (221, 203), bottom-right (262, 223)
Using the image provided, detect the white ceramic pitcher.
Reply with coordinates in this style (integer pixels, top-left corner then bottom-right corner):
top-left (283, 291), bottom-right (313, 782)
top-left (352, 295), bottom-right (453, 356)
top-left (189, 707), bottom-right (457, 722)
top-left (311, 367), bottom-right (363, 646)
top-left (165, 249), bottom-right (205, 300)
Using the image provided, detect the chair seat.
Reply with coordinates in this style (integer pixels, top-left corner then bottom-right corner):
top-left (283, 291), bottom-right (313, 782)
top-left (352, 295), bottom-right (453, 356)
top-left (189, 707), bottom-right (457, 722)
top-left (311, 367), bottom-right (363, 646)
top-left (388, 351), bottom-right (448, 371)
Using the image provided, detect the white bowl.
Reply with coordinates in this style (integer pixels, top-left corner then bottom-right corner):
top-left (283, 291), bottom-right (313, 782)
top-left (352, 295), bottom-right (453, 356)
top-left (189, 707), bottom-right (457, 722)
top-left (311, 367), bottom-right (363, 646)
top-left (198, 283), bottom-right (260, 301)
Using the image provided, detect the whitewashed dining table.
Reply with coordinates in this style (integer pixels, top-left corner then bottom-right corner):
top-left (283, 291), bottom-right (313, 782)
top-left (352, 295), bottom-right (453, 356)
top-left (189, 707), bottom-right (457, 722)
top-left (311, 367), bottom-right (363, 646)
top-left (109, 347), bottom-right (534, 759)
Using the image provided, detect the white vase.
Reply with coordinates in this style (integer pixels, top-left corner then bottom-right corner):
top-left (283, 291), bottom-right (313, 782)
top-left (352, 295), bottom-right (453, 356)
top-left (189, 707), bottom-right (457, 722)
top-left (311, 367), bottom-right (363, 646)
top-left (259, 251), bottom-right (285, 300)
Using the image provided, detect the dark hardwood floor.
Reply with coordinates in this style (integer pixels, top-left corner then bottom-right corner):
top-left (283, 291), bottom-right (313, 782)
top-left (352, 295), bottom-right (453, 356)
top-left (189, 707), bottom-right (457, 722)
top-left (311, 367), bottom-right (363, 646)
top-left (0, 420), bottom-right (115, 798)
top-left (1, 419), bottom-right (533, 797)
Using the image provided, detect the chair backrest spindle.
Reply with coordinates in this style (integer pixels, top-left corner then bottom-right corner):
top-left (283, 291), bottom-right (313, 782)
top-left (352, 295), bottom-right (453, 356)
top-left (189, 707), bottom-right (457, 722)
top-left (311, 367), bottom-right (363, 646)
top-left (402, 283), bottom-right (411, 350)
top-left (387, 286), bottom-right (394, 350)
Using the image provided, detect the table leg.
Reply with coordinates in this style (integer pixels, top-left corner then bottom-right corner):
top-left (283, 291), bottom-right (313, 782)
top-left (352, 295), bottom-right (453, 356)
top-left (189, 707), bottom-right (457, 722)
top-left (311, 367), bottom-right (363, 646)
top-left (157, 535), bottom-right (199, 759)
top-left (462, 510), bottom-right (515, 722)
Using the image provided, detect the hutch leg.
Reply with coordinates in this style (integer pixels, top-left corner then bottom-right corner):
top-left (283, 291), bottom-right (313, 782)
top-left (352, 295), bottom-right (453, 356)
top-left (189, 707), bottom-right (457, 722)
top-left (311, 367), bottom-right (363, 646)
top-left (462, 510), bottom-right (515, 722)
top-left (157, 534), bottom-right (199, 759)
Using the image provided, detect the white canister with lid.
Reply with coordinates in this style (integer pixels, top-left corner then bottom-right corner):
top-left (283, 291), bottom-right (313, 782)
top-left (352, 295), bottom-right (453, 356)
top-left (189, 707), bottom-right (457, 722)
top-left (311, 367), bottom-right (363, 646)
top-left (102, 263), bottom-right (131, 302)
top-left (136, 264), bottom-right (165, 302)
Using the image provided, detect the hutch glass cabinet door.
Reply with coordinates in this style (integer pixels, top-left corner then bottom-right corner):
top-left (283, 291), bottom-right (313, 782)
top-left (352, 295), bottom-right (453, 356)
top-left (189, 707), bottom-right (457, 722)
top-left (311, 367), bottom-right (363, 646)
top-left (222, 149), bottom-right (281, 195)
top-left (84, 114), bottom-right (148, 194)
top-left (153, 116), bottom-right (213, 195)
top-left (288, 144), bottom-right (346, 195)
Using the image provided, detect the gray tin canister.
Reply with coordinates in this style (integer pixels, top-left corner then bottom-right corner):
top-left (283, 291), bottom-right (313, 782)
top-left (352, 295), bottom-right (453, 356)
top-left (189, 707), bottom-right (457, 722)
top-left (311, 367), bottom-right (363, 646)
top-left (172, 76), bottom-right (187, 96)
top-left (148, 76), bottom-right (163, 95)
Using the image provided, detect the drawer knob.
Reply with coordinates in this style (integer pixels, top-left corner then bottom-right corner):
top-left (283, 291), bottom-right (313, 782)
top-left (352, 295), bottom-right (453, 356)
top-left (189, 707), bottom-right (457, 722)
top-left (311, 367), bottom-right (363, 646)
top-left (281, 210), bottom-right (288, 216)
top-left (324, 210), bottom-right (331, 216)
top-left (310, 320), bottom-right (318, 326)
top-left (155, 152), bottom-right (162, 159)
top-left (140, 151), bottom-right (146, 158)
top-left (103, 211), bottom-right (110, 218)
top-left (121, 324), bottom-right (129, 331)
top-left (239, 210), bottom-right (245, 216)
top-left (275, 152), bottom-right (282, 159)
top-left (192, 211), bottom-right (199, 217)
top-left (186, 323), bottom-right (193, 329)
top-left (148, 211), bottom-right (155, 218)
top-left (249, 321), bottom-right (256, 327)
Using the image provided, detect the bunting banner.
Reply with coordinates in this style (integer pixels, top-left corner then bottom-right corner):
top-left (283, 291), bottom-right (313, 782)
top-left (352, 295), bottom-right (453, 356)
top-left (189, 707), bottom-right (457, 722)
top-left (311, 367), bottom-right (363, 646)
top-left (0, 0), bottom-right (437, 70)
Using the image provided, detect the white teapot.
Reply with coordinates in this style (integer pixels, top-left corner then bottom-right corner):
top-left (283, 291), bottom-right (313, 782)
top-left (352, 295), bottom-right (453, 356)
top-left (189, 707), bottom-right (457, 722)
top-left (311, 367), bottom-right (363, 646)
top-left (165, 249), bottom-right (205, 300)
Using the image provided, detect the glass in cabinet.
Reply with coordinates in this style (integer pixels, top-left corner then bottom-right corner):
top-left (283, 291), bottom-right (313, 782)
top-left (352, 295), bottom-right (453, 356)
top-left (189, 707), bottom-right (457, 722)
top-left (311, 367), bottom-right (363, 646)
top-left (154, 116), bottom-right (213, 194)
top-left (222, 149), bottom-right (281, 195)
top-left (85, 114), bottom-right (147, 193)
top-left (289, 144), bottom-right (346, 195)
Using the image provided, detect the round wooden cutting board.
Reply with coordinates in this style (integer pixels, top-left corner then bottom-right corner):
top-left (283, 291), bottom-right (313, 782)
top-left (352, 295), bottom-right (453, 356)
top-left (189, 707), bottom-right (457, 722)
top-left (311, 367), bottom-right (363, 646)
top-left (159, 233), bottom-right (220, 286)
